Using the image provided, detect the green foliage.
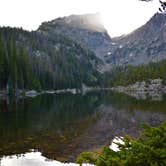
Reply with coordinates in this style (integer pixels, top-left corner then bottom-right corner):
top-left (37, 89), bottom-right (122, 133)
top-left (0, 27), bottom-right (101, 92)
top-left (77, 152), bottom-right (98, 165)
top-left (0, 33), bottom-right (8, 89)
top-left (103, 61), bottom-right (166, 87)
top-left (77, 122), bottom-right (166, 166)
top-left (32, 78), bottom-right (41, 91)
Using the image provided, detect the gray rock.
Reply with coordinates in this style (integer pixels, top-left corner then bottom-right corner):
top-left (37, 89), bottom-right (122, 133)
top-left (112, 78), bottom-right (166, 101)
top-left (106, 13), bottom-right (166, 68)
top-left (25, 90), bottom-right (39, 97)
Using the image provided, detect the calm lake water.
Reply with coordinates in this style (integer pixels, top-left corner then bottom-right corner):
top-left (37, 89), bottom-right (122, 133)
top-left (0, 91), bottom-right (166, 165)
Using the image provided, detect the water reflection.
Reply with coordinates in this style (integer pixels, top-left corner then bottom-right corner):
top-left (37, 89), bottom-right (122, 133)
top-left (0, 93), bottom-right (101, 161)
top-left (0, 91), bottom-right (165, 162)
top-left (0, 151), bottom-right (92, 166)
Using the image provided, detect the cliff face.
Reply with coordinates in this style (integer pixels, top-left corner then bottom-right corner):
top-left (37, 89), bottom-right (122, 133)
top-left (38, 13), bottom-right (112, 62)
top-left (108, 13), bottom-right (166, 66)
top-left (1, 12), bottom-right (166, 91)
top-left (38, 13), bottom-right (166, 71)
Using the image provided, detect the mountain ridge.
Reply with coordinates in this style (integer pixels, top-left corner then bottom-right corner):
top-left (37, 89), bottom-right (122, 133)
top-left (38, 13), bottom-right (112, 63)
top-left (0, 12), bottom-right (166, 92)
top-left (38, 12), bottom-right (166, 71)
top-left (108, 13), bottom-right (166, 66)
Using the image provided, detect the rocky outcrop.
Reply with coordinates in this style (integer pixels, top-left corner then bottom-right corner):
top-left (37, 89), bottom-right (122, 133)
top-left (1, 12), bottom-right (166, 82)
top-left (108, 13), bottom-right (166, 67)
top-left (38, 13), bottom-right (112, 64)
top-left (112, 79), bottom-right (166, 101)
top-left (38, 13), bottom-right (166, 71)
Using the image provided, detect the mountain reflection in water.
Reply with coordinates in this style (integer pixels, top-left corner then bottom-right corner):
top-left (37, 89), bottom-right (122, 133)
top-left (0, 91), bottom-right (165, 162)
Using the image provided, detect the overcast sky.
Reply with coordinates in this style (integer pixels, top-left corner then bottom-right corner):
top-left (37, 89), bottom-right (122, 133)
top-left (0, 0), bottom-right (160, 37)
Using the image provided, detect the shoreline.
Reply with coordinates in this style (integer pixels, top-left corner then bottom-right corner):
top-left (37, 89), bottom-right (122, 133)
top-left (1, 78), bottom-right (166, 99)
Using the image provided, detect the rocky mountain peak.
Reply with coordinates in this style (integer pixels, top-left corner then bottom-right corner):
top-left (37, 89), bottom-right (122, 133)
top-left (39, 13), bottom-right (106, 33)
top-left (38, 13), bottom-right (112, 64)
top-left (148, 13), bottom-right (166, 28)
top-left (106, 13), bottom-right (166, 67)
top-left (119, 13), bottom-right (166, 42)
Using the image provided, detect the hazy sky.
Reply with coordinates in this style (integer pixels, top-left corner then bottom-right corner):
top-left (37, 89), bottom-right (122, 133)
top-left (0, 0), bottom-right (159, 37)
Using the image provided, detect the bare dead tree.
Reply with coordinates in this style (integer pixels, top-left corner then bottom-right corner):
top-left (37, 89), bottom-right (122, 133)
top-left (140, 0), bottom-right (166, 12)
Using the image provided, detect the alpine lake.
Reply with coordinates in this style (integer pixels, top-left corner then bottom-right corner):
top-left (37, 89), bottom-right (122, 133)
top-left (0, 90), bottom-right (166, 165)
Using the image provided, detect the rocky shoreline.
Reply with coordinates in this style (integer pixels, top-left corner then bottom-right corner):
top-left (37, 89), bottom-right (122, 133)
top-left (111, 78), bottom-right (166, 100)
top-left (0, 89), bottom-right (79, 98)
top-left (1, 79), bottom-right (166, 100)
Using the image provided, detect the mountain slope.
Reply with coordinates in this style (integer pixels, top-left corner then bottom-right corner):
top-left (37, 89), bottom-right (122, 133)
top-left (1, 13), bottom-right (166, 92)
top-left (0, 27), bottom-right (102, 91)
top-left (38, 13), bottom-right (166, 72)
top-left (108, 13), bottom-right (166, 66)
top-left (38, 13), bottom-right (112, 62)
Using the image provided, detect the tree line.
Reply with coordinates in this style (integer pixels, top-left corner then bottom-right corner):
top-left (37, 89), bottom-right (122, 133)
top-left (0, 32), bottom-right (35, 93)
top-left (0, 27), bottom-right (101, 93)
top-left (102, 60), bottom-right (166, 87)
